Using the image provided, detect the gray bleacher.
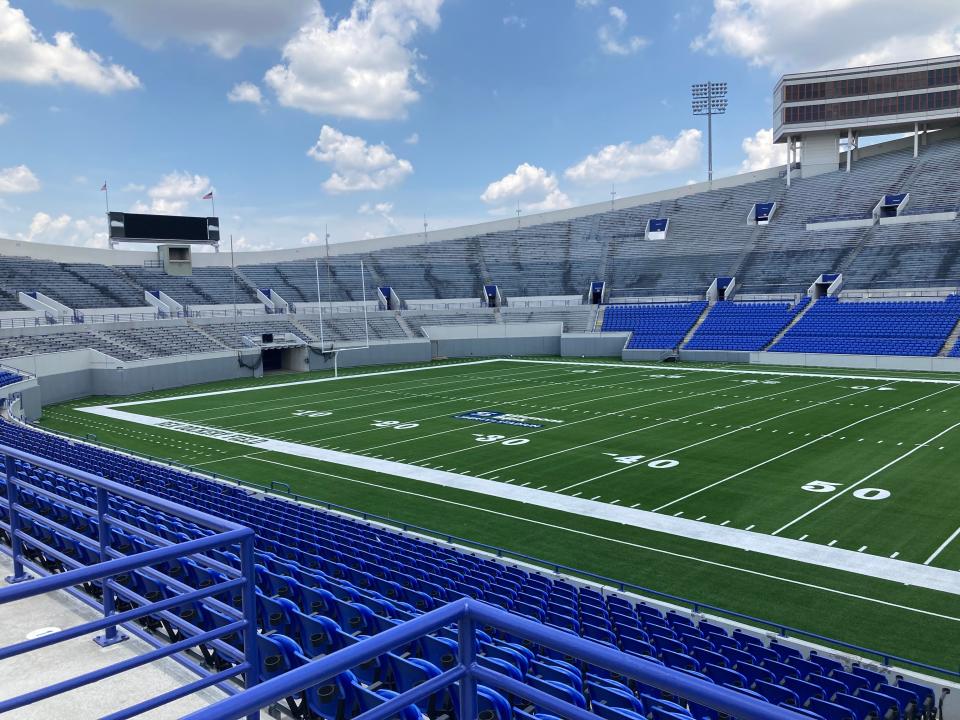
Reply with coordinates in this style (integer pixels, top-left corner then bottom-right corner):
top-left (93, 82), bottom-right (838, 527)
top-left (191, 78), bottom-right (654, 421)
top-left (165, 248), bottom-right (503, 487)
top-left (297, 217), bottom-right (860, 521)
top-left (295, 313), bottom-right (407, 343)
top-left (119, 266), bottom-right (256, 306)
top-left (97, 326), bottom-right (226, 358)
top-left (500, 306), bottom-right (594, 332)
top-left (197, 319), bottom-right (315, 349)
top-left (402, 309), bottom-right (497, 337)
top-left (0, 257), bottom-right (144, 309)
top-left (0, 330), bottom-right (143, 361)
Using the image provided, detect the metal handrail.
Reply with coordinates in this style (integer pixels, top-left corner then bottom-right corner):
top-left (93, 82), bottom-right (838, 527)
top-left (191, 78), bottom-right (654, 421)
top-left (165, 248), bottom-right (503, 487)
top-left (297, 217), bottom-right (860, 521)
top-left (187, 597), bottom-right (803, 720)
top-left (37, 422), bottom-right (960, 681)
top-left (0, 443), bottom-right (261, 720)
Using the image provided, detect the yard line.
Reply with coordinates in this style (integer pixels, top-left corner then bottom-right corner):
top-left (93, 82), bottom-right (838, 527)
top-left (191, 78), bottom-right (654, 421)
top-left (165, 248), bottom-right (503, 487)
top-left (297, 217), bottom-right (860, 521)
top-left (557, 377), bottom-right (850, 493)
top-left (243, 456), bottom-right (960, 621)
top-left (924, 525), bottom-right (960, 566)
top-left (162, 361), bottom-right (549, 421)
top-left (224, 365), bottom-right (568, 433)
top-left (474, 376), bottom-right (811, 478)
top-left (303, 367), bottom-right (722, 450)
top-left (393, 374), bottom-right (736, 462)
top-left (772, 420), bottom-right (960, 536)
top-left (653, 383), bottom-right (956, 512)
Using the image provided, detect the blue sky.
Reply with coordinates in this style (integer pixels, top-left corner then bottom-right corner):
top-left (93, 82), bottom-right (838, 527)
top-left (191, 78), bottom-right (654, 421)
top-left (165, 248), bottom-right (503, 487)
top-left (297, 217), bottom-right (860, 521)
top-left (0, 0), bottom-right (956, 250)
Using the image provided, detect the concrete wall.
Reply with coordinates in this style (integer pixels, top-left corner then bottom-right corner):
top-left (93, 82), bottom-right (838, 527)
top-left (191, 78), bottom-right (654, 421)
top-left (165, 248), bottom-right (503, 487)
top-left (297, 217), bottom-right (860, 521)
top-left (754, 351), bottom-right (960, 372)
top-left (308, 339), bottom-right (431, 371)
top-left (561, 332), bottom-right (629, 357)
top-left (422, 322), bottom-right (561, 339)
top-left (433, 335), bottom-right (561, 359)
top-left (680, 349), bottom-right (753, 363)
top-left (622, 348), bottom-right (674, 362)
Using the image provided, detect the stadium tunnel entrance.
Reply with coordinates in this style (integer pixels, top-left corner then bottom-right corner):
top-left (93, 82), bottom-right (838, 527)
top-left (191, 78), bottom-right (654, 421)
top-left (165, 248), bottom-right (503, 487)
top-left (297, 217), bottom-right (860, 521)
top-left (262, 346), bottom-right (308, 373)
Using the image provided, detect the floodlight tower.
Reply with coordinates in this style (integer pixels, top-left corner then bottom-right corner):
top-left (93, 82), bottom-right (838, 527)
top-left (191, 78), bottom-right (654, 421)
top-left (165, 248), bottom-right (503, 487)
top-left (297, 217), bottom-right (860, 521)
top-left (691, 81), bottom-right (728, 183)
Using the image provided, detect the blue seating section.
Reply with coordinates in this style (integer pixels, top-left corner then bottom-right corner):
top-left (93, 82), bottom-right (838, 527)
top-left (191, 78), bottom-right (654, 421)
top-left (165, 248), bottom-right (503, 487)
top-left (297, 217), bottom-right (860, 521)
top-left (602, 302), bottom-right (708, 350)
top-left (0, 419), bottom-right (938, 720)
top-left (772, 296), bottom-right (960, 356)
top-left (0, 370), bottom-right (22, 388)
top-left (686, 299), bottom-right (809, 352)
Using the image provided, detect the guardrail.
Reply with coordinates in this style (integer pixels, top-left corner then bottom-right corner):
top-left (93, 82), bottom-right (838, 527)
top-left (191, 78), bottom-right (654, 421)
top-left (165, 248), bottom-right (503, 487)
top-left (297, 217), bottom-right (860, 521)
top-left (0, 444), bottom-right (260, 720)
top-left (42, 423), bottom-right (960, 682)
top-left (187, 597), bottom-right (802, 720)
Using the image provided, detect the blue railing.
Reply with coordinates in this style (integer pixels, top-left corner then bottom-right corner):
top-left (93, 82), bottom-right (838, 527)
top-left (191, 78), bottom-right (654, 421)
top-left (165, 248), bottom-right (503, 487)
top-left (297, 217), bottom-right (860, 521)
top-left (0, 444), bottom-right (260, 720)
top-left (188, 597), bottom-right (804, 720)
top-left (44, 424), bottom-right (960, 681)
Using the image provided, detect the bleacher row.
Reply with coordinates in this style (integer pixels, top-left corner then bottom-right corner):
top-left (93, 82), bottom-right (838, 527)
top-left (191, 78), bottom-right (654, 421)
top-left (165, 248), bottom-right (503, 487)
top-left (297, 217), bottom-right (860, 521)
top-left (1, 135), bottom-right (959, 312)
top-left (0, 369), bottom-right (23, 388)
top-left (0, 419), bottom-right (938, 720)
top-left (601, 296), bottom-right (960, 357)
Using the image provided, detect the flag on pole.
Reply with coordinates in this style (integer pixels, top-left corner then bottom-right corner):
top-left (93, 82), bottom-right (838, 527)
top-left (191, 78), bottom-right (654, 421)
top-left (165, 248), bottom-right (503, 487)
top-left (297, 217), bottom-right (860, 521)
top-left (202, 191), bottom-right (214, 200)
top-left (100, 182), bottom-right (107, 192)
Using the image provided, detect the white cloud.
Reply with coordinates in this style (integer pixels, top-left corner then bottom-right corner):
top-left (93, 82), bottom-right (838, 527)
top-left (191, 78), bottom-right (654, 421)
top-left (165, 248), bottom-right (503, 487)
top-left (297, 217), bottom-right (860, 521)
top-left (503, 15), bottom-right (526, 29)
top-left (693, 0), bottom-right (960, 71)
top-left (740, 127), bottom-right (788, 172)
top-left (359, 200), bottom-right (401, 232)
top-left (0, 0), bottom-right (140, 93)
top-left (264, 0), bottom-right (444, 120)
top-left (301, 231), bottom-right (322, 245)
top-left (59, 0), bottom-right (316, 59)
top-left (131, 171), bottom-right (211, 214)
top-left (564, 129), bottom-right (702, 184)
top-left (0, 112), bottom-right (9, 125)
top-left (404, 132), bottom-right (419, 144)
top-left (597, 5), bottom-right (648, 55)
top-left (307, 125), bottom-right (413, 193)
top-left (227, 81), bottom-right (264, 105)
top-left (481, 163), bottom-right (572, 214)
top-left (16, 211), bottom-right (108, 247)
top-left (0, 165), bottom-right (41, 193)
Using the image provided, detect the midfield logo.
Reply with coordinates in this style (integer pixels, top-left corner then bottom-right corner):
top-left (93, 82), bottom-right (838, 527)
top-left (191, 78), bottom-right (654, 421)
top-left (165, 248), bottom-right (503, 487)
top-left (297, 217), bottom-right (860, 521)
top-left (454, 410), bottom-right (564, 428)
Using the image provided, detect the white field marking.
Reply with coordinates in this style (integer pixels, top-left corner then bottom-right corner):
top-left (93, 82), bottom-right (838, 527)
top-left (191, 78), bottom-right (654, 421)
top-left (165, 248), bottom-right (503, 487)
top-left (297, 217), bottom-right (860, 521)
top-left (248, 455), bottom-right (960, 621)
top-left (696, 515), bottom-right (707, 521)
top-left (858, 546), bottom-right (868, 552)
top-left (191, 450), bottom-right (265, 467)
top-left (361, 373), bottom-right (728, 456)
top-left (183, 364), bottom-right (563, 428)
top-left (298, 368), bottom-right (722, 450)
top-left (630, 502), bottom-right (641, 508)
top-left (924, 526), bottom-right (960, 565)
top-left (105, 359), bottom-right (504, 411)
top-left (891, 552), bottom-right (900, 559)
top-left (828, 540), bottom-right (838, 546)
top-left (163, 362), bottom-right (555, 422)
top-left (226, 366), bottom-right (569, 436)
top-left (557, 377), bottom-right (849, 493)
top-left (721, 520), bottom-right (730, 526)
top-left (471, 375), bottom-right (816, 478)
top-left (654, 383), bottom-right (956, 512)
top-left (73, 403), bottom-right (960, 595)
top-left (745, 524), bottom-right (756, 531)
top-left (799, 534), bottom-right (809, 541)
top-left (773, 420), bottom-right (960, 536)
top-left (505, 358), bottom-right (960, 385)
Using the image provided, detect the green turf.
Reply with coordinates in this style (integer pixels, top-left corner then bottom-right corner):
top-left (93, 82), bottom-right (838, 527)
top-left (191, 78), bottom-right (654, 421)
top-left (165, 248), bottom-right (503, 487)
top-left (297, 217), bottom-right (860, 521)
top-left (37, 357), bottom-right (960, 677)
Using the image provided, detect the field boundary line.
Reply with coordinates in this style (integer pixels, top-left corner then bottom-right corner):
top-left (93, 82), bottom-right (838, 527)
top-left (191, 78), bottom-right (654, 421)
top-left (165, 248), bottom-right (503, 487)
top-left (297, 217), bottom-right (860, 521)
top-left (506, 358), bottom-right (960, 385)
top-left (74, 402), bottom-right (960, 595)
top-left (246, 455), bottom-right (960, 621)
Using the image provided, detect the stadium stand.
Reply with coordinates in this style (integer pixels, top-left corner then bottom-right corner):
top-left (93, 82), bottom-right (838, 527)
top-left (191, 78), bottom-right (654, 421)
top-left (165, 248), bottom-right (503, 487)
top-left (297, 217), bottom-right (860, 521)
top-left (295, 312), bottom-right (408, 342)
top-left (0, 369), bottom-right (22, 387)
top-left (119, 266), bottom-right (257, 306)
top-left (501, 305), bottom-right (595, 332)
top-left (602, 302), bottom-right (708, 350)
top-left (771, 296), bottom-right (960, 356)
top-left (0, 420), bottom-right (940, 720)
top-left (197, 319), bottom-right (315, 349)
top-left (685, 299), bottom-right (810, 351)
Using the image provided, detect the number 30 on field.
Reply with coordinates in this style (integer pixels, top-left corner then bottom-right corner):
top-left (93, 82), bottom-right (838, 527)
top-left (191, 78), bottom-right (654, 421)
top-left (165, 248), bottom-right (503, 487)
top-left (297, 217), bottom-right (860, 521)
top-left (473, 433), bottom-right (529, 446)
top-left (801, 480), bottom-right (890, 500)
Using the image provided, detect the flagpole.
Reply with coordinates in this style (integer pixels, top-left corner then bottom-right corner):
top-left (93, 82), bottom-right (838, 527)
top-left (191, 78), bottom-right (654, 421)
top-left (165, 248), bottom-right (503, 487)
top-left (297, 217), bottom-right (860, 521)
top-left (103, 181), bottom-right (109, 214)
top-left (315, 257), bottom-right (325, 349)
top-left (211, 193), bottom-right (216, 217)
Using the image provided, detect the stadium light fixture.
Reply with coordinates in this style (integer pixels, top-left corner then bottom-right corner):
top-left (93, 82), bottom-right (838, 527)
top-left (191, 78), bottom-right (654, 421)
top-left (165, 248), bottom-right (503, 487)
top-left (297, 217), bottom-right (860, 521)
top-left (692, 81), bottom-right (728, 183)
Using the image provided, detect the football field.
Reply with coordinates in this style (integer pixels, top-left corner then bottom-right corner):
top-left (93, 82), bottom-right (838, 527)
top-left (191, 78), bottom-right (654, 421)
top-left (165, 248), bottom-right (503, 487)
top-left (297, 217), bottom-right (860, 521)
top-left (36, 358), bottom-right (960, 675)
